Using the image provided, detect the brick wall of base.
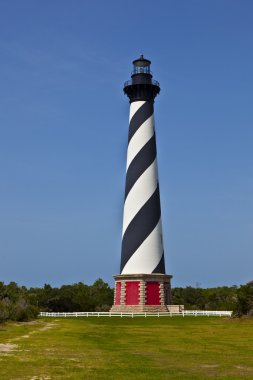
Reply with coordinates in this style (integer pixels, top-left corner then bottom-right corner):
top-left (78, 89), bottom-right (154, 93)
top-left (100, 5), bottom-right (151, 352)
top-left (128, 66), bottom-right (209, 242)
top-left (110, 273), bottom-right (173, 313)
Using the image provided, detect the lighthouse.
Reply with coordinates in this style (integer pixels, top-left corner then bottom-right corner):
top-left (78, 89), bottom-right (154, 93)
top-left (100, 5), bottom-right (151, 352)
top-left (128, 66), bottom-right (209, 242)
top-left (111, 56), bottom-right (172, 313)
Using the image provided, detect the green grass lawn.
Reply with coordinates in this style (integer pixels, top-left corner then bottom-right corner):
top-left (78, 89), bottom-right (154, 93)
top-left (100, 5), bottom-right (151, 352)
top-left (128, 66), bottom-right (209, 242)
top-left (0, 316), bottom-right (253, 379)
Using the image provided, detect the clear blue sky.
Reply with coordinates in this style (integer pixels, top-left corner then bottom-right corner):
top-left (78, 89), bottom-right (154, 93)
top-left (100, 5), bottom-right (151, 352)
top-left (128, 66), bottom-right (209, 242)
top-left (0, 1), bottom-right (252, 288)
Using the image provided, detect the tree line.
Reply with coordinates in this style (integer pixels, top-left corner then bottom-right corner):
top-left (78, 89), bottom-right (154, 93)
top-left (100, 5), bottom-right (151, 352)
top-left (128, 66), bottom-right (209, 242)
top-left (172, 285), bottom-right (253, 316)
top-left (1, 279), bottom-right (253, 322)
top-left (0, 279), bottom-right (113, 323)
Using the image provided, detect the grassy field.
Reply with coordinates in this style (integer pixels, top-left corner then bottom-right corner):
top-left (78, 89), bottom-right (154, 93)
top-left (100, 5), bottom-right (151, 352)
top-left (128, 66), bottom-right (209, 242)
top-left (0, 316), bottom-right (253, 379)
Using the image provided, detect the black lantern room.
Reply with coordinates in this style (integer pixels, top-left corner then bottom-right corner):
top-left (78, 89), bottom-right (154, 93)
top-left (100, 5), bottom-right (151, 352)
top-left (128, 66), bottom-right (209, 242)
top-left (124, 55), bottom-right (160, 102)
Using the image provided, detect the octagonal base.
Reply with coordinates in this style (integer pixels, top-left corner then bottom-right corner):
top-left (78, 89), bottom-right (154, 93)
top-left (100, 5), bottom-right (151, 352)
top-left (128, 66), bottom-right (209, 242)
top-left (110, 273), bottom-right (173, 313)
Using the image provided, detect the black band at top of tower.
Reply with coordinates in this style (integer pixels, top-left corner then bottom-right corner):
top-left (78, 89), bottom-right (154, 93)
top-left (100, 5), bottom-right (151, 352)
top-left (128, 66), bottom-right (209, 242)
top-left (123, 55), bottom-right (160, 103)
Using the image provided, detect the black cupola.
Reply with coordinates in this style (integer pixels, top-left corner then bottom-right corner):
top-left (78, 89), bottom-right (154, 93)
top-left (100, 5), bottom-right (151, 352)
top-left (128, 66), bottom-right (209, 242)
top-left (123, 55), bottom-right (160, 103)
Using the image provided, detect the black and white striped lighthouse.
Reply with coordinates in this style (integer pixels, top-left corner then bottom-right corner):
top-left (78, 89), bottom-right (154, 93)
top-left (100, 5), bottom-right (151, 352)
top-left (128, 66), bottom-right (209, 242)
top-left (111, 56), bottom-right (172, 313)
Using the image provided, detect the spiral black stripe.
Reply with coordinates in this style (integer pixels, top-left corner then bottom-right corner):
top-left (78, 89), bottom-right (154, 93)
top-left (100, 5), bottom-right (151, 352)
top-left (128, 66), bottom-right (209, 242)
top-left (121, 186), bottom-right (161, 272)
top-left (128, 101), bottom-right (154, 143)
top-left (152, 253), bottom-right (165, 273)
top-left (124, 133), bottom-right (156, 200)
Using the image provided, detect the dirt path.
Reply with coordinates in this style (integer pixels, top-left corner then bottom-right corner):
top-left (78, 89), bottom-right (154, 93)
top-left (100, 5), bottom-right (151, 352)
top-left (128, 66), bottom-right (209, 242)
top-left (0, 320), bottom-right (59, 354)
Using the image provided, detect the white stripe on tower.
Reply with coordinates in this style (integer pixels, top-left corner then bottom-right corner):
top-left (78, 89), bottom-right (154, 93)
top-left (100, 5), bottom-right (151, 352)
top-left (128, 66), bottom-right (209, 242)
top-left (126, 114), bottom-right (154, 170)
top-left (120, 100), bottom-right (165, 274)
top-left (122, 159), bottom-right (158, 236)
top-left (122, 219), bottom-right (163, 274)
top-left (129, 100), bottom-right (145, 121)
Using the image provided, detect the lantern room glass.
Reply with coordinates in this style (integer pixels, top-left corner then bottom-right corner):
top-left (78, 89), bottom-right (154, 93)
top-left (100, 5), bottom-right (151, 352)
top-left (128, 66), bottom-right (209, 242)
top-left (132, 64), bottom-right (151, 75)
top-left (132, 55), bottom-right (151, 75)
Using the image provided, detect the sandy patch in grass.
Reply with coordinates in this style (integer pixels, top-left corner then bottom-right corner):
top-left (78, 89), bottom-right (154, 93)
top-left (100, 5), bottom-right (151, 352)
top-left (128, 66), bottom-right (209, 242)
top-left (39, 323), bottom-right (58, 331)
top-left (0, 343), bottom-right (18, 352)
top-left (7, 321), bottom-right (58, 344)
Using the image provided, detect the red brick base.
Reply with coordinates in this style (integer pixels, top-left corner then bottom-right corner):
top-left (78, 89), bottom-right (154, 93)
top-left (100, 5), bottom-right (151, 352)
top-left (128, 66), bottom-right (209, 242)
top-left (110, 273), bottom-right (173, 313)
